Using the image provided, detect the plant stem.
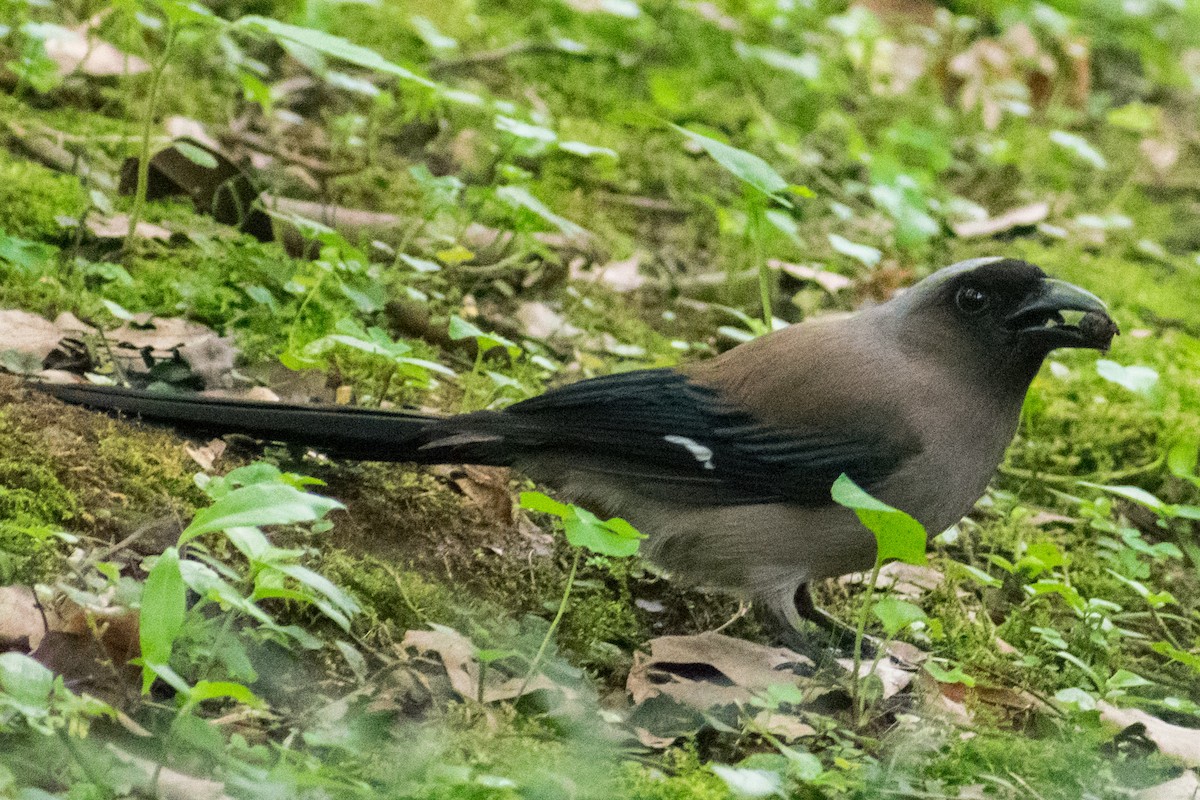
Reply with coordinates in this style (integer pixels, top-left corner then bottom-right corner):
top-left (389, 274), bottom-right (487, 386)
top-left (517, 549), bottom-right (581, 699)
top-left (747, 193), bottom-right (772, 327)
top-left (851, 558), bottom-right (883, 721)
top-left (125, 22), bottom-right (178, 254)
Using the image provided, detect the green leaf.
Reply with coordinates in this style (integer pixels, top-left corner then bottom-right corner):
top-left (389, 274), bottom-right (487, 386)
top-left (495, 115), bottom-right (557, 143)
top-left (1106, 102), bottom-right (1160, 133)
top-left (1105, 669), bottom-right (1152, 690)
top-left (1151, 641), bottom-right (1200, 673)
top-left (0, 232), bottom-right (56, 274)
top-left (337, 279), bottom-right (386, 313)
top-left (399, 253), bottom-right (441, 272)
top-left (0, 653), bottom-right (54, 711)
top-left (923, 661), bottom-right (976, 687)
top-left (520, 491), bottom-right (571, 517)
top-left (155, 0), bottom-right (219, 25)
top-left (1095, 360), bottom-right (1158, 396)
top-left (180, 483), bottom-right (344, 544)
top-left (1168, 433), bottom-right (1199, 481)
top-left (235, 16), bottom-right (434, 88)
top-left (185, 680), bottom-right (263, 710)
top-left (733, 41), bottom-right (820, 80)
top-left (495, 185), bottom-right (589, 239)
top-left (1054, 686), bottom-right (1097, 712)
top-left (827, 234), bottom-right (881, 267)
top-left (173, 141), bottom-right (219, 169)
top-left (1107, 569), bottom-right (1176, 608)
top-left (954, 562), bottom-right (1002, 588)
top-left (558, 141), bottom-right (618, 159)
top-left (831, 474), bottom-right (927, 565)
top-left (871, 597), bottom-right (928, 638)
top-left (140, 547), bottom-right (186, 694)
top-left (273, 563), bottom-right (361, 620)
top-left (1049, 130), bottom-right (1108, 170)
top-left (1079, 482), bottom-right (1167, 514)
top-left (672, 125), bottom-right (791, 206)
top-left (563, 506), bottom-right (644, 557)
top-left (410, 15), bottom-right (457, 52)
top-left (448, 315), bottom-right (522, 358)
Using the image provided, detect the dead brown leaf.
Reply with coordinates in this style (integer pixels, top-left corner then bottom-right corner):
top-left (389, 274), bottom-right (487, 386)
top-left (1100, 702), bottom-right (1200, 767)
top-left (951, 202), bottom-right (1050, 239)
top-left (572, 253), bottom-right (646, 292)
top-left (516, 301), bottom-right (583, 340)
top-left (28, 595), bottom-right (141, 702)
top-left (627, 632), bottom-right (814, 709)
top-left (835, 655), bottom-right (917, 700)
top-left (401, 627), bottom-right (562, 703)
top-left (430, 465), bottom-right (514, 527)
top-left (840, 561), bottom-right (944, 600)
top-left (1136, 771), bottom-right (1200, 800)
top-left (0, 586), bottom-right (47, 652)
top-left (110, 748), bottom-right (233, 800)
top-left (185, 438), bottom-right (227, 471)
top-left (41, 22), bottom-right (150, 78)
top-left (0, 310), bottom-right (77, 361)
top-left (770, 260), bottom-right (853, 293)
top-left (751, 710), bottom-right (816, 741)
top-left (84, 213), bottom-right (172, 241)
top-left (1141, 138), bottom-right (1181, 174)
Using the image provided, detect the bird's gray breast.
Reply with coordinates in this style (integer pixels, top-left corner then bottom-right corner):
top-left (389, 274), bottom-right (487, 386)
top-left (876, 377), bottom-right (1023, 536)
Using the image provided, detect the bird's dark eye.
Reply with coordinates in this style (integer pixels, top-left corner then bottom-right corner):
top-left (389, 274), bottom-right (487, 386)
top-left (955, 286), bottom-right (990, 314)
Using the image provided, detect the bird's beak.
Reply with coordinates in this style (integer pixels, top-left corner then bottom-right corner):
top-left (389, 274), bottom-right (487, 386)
top-left (1005, 278), bottom-right (1119, 352)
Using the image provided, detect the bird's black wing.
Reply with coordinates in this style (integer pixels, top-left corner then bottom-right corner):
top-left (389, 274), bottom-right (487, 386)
top-left (422, 368), bottom-right (919, 507)
top-left (39, 369), bottom-right (918, 507)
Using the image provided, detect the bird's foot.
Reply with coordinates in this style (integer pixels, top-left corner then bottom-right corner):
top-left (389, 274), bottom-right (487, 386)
top-left (759, 583), bottom-right (881, 660)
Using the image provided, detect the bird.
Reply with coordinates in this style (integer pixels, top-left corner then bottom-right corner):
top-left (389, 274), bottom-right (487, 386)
top-left (36, 257), bottom-right (1117, 647)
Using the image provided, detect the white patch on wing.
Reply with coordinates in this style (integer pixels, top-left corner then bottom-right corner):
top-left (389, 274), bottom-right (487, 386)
top-left (419, 432), bottom-right (504, 450)
top-left (663, 435), bottom-right (715, 470)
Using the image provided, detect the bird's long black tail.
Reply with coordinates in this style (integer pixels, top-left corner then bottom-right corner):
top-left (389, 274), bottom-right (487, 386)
top-left (35, 382), bottom-right (505, 464)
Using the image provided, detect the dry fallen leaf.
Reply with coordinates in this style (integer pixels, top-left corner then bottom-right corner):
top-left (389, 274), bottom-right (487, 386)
top-left (401, 627), bottom-right (564, 703)
top-left (0, 310), bottom-right (76, 361)
top-left (835, 655), bottom-right (917, 700)
top-left (1135, 771), bottom-right (1200, 800)
top-left (1100, 702), bottom-right (1200, 768)
top-left (185, 438), bottom-right (227, 471)
top-left (516, 301), bottom-right (583, 340)
top-left (572, 253), bottom-right (646, 293)
top-left (840, 561), bottom-right (944, 600)
top-left (40, 22), bottom-right (150, 77)
top-left (627, 632), bottom-right (814, 709)
top-left (84, 213), bottom-right (172, 242)
top-left (0, 585), bottom-right (47, 652)
top-left (431, 465), bottom-right (514, 527)
top-left (951, 202), bottom-right (1050, 239)
top-left (110, 747), bottom-right (233, 800)
top-left (1140, 138), bottom-right (1180, 174)
top-left (751, 710), bottom-right (816, 741)
top-left (770, 260), bottom-right (853, 293)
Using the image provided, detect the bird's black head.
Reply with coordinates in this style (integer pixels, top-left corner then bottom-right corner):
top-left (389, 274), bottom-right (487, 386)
top-left (892, 257), bottom-right (1118, 385)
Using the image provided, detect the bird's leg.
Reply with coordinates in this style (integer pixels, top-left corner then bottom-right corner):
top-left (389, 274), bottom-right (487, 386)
top-left (762, 584), bottom-right (879, 658)
top-left (794, 584), bottom-right (878, 655)
top-left (712, 599), bottom-right (752, 634)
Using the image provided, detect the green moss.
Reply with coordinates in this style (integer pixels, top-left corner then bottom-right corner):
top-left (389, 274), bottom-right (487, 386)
top-left (0, 519), bottom-right (61, 584)
top-left (908, 727), bottom-right (1178, 800)
top-left (0, 150), bottom-right (88, 241)
top-left (0, 379), bottom-right (201, 539)
top-left (619, 749), bottom-right (732, 800)
top-left (320, 550), bottom-right (467, 635)
top-left (0, 411), bottom-right (81, 583)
